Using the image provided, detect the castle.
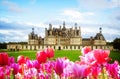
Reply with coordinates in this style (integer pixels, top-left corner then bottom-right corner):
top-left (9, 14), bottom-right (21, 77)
top-left (7, 22), bottom-right (112, 50)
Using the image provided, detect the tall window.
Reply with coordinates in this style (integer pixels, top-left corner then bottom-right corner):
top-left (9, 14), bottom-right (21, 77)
top-left (74, 46), bottom-right (76, 49)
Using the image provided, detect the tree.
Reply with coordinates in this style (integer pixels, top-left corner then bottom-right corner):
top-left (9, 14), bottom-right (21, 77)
top-left (113, 38), bottom-right (120, 50)
top-left (0, 42), bottom-right (7, 49)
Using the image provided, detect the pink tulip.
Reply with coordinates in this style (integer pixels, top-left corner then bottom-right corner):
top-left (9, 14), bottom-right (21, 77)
top-left (82, 46), bottom-right (91, 55)
top-left (17, 55), bottom-right (25, 65)
top-left (8, 57), bottom-right (15, 65)
top-left (0, 53), bottom-right (9, 66)
top-left (0, 66), bottom-right (11, 79)
top-left (25, 56), bottom-right (30, 63)
top-left (0, 67), bottom-right (4, 79)
top-left (11, 63), bottom-right (19, 74)
top-left (93, 49), bottom-right (110, 65)
top-left (33, 60), bottom-right (40, 69)
top-left (24, 68), bottom-right (37, 79)
top-left (36, 50), bottom-right (47, 63)
top-left (26, 60), bottom-right (33, 68)
top-left (5, 66), bottom-right (11, 76)
top-left (80, 51), bottom-right (96, 66)
top-left (54, 58), bottom-right (64, 76)
top-left (44, 61), bottom-right (55, 74)
top-left (90, 65), bottom-right (101, 78)
top-left (106, 61), bottom-right (120, 79)
top-left (45, 47), bottom-right (54, 58)
top-left (72, 63), bottom-right (90, 78)
top-left (18, 65), bottom-right (23, 74)
top-left (63, 61), bottom-right (74, 78)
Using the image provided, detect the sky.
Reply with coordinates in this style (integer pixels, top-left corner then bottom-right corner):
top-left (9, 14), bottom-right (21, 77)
top-left (0, 0), bottom-right (120, 42)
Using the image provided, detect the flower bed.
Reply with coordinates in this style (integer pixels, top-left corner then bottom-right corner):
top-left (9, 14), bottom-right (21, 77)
top-left (0, 47), bottom-right (120, 79)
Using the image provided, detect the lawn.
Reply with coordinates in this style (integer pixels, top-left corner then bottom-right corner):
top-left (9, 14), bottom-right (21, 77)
top-left (7, 50), bottom-right (81, 62)
top-left (1, 49), bottom-right (120, 62)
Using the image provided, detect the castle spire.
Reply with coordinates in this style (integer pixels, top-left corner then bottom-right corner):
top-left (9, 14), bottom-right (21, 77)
top-left (99, 27), bottom-right (102, 34)
top-left (49, 23), bottom-right (52, 30)
top-left (32, 27), bottom-right (34, 34)
top-left (75, 23), bottom-right (77, 27)
top-left (63, 21), bottom-right (65, 28)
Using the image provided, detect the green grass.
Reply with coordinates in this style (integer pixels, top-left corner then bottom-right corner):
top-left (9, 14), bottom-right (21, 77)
top-left (8, 50), bottom-right (37, 62)
top-left (6, 50), bottom-right (81, 62)
top-left (0, 49), bottom-right (120, 63)
top-left (54, 50), bottom-right (81, 61)
top-left (109, 51), bottom-right (120, 63)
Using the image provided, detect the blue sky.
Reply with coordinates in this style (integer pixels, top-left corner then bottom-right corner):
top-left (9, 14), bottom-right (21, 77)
top-left (0, 0), bottom-right (120, 42)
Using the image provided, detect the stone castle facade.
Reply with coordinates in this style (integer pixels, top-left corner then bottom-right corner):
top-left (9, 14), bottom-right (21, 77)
top-left (7, 22), bottom-right (112, 50)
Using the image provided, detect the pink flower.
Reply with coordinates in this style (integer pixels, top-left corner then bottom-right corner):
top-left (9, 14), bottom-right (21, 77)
top-left (44, 61), bottom-right (55, 74)
top-left (0, 66), bottom-right (11, 79)
top-left (17, 55), bottom-right (25, 65)
top-left (54, 58), bottom-right (65, 76)
top-left (0, 67), bottom-right (4, 79)
top-left (11, 63), bottom-right (19, 74)
top-left (93, 49), bottom-right (110, 65)
top-left (45, 47), bottom-right (54, 58)
top-left (82, 46), bottom-right (91, 55)
top-left (36, 50), bottom-right (47, 63)
top-left (90, 65), bottom-right (101, 78)
top-left (32, 60), bottom-right (40, 69)
top-left (80, 51), bottom-right (96, 66)
top-left (0, 53), bottom-right (9, 66)
top-left (63, 61), bottom-right (74, 78)
top-left (5, 66), bottom-right (11, 76)
top-left (24, 68), bottom-right (37, 79)
top-left (72, 63), bottom-right (90, 78)
top-left (18, 65), bottom-right (23, 74)
top-left (8, 56), bottom-right (15, 65)
top-left (26, 60), bottom-right (33, 68)
top-left (106, 61), bottom-right (120, 79)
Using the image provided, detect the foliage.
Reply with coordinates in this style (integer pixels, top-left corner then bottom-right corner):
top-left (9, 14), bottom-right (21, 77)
top-left (8, 42), bottom-right (27, 44)
top-left (0, 42), bottom-right (7, 49)
top-left (113, 38), bottom-right (120, 50)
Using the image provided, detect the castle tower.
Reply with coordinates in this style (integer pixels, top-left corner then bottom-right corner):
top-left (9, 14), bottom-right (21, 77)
top-left (75, 23), bottom-right (77, 36)
top-left (45, 28), bottom-right (48, 36)
top-left (32, 28), bottom-right (34, 33)
top-left (63, 21), bottom-right (65, 28)
top-left (75, 23), bottom-right (77, 27)
top-left (62, 21), bottom-right (66, 31)
top-left (79, 26), bottom-right (81, 37)
top-left (99, 27), bottom-right (102, 34)
top-left (49, 23), bottom-right (52, 30)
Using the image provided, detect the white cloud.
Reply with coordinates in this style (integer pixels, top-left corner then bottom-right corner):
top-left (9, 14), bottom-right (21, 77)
top-left (0, 29), bottom-right (28, 42)
top-left (57, 9), bottom-right (95, 24)
top-left (0, 17), bottom-right (12, 23)
top-left (61, 9), bottom-right (83, 18)
top-left (2, 0), bottom-right (26, 13)
top-left (78, 0), bottom-right (120, 10)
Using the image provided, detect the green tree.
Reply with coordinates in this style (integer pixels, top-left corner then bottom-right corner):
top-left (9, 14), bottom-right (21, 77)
top-left (113, 38), bottom-right (120, 50)
top-left (0, 42), bottom-right (7, 49)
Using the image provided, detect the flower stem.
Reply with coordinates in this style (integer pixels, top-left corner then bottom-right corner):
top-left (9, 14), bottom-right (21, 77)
top-left (102, 66), bottom-right (105, 79)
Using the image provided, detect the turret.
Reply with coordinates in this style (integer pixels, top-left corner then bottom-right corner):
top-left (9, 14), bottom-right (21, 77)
top-left (75, 23), bottom-right (77, 27)
top-left (63, 21), bottom-right (65, 28)
top-left (32, 27), bottom-right (34, 34)
top-left (99, 27), bottom-right (102, 34)
top-left (62, 21), bottom-right (66, 30)
top-left (49, 23), bottom-right (52, 30)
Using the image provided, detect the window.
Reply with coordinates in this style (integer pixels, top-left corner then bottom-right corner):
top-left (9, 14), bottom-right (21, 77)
top-left (70, 46), bottom-right (72, 49)
top-left (66, 46), bottom-right (68, 49)
top-left (74, 46), bottom-right (76, 49)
